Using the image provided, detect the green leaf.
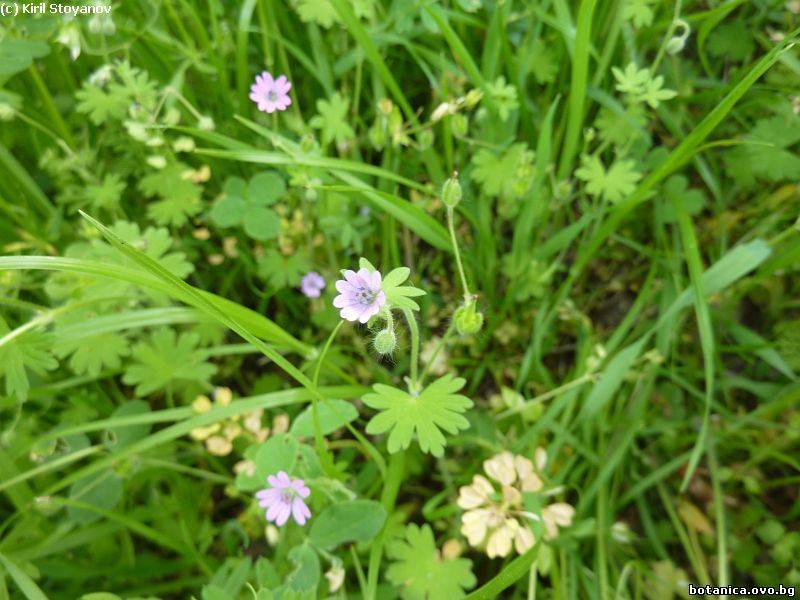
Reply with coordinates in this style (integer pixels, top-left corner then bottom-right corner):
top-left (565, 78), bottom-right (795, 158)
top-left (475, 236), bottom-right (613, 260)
top-left (659, 175), bottom-right (706, 223)
top-left (472, 144), bottom-right (535, 201)
top-left (575, 154), bottom-right (642, 203)
top-left (122, 328), bottom-right (216, 396)
top-left (257, 249), bottom-right (310, 290)
top-left (309, 92), bottom-right (355, 147)
top-left (0, 551), bottom-right (49, 600)
top-left (235, 434), bottom-right (300, 491)
top-left (0, 316), bottom-right (57, 404)
top-left (139, 162), bottom-right (203, 227)
top-left (201, 585), bottom-right (233, 600)
top-left (363, 374), bottom-right (473, 456)
top-left (381, 266), bottom-right (426, 311)
top-left (387, 523), bottom-right (476, 599)
top-left (243, 206), bottom-right (281, 240)
top-left (67, 470), bottom-right (123, 525)
top-left (107, 400), bottom-right (152, 449)
top-left (54, 330), bottom-right (130, 377)
top-left (309, 500), bottom-right (387, 550)
top-left (707, 21), bottom-right (754, 61)
top-left (210, 196), bottom-right (247, 228)
top-left (0, 39), bottom-right (50, 76)
top-left (249, 171), bottom-right (286, 206)
top-left (622, 0), bottom-right (655, 27)
top-left (290, 399), bottom-right (359, 437)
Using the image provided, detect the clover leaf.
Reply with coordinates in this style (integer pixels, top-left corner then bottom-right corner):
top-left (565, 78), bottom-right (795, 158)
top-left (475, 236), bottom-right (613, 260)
top-left (363, 374), bottom-right (473, 456)
top-left (210, 171), bottom-right (285, 240)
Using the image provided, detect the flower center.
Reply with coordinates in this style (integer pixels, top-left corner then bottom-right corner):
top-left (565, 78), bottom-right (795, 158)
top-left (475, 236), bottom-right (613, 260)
top-left (354, 286), bottom-right (376, 305)
top-left (280, 490), bottom-right (294, 503)
top-left (267, 90), bottom-right (279, 101)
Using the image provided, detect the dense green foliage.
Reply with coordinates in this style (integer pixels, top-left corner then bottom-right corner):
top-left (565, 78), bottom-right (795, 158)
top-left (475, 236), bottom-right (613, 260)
top-left (1, 0), bottom-right (800, 598)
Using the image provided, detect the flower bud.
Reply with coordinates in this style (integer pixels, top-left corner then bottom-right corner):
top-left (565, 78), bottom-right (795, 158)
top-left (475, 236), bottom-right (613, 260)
top-left (441, 175), bottom-right (462, 208)
top-left (665, 36), bottom-right (685, 55)
top-left (454, 300), bottom-right (483, 335)
top-left (197, 115), bottom-right (215, 131)
top-left (464, 89), bottom-right (483, 108)
top-left (373, 328), bottom-right (397, 355)
top-left (0, 103), bottom-right (15, 121)
top-left (378, 98), bottom-right (394, 116)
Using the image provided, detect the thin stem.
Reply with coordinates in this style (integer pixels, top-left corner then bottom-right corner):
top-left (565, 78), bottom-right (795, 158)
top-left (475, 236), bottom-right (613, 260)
top-left (312, 320), bottom-right (345, 387)
top-left (366, 450), bottom-right (406, 599)
top-left (651, 0), bottom-right (683, 73)
top-left (419, 321), bottom-right (454, 386)
top-left (401, 308), bottom-right (420, 388)
top-left (446, 206), bottom-right (471, 300)
top-left (311, 320), bottom-right (345, 478)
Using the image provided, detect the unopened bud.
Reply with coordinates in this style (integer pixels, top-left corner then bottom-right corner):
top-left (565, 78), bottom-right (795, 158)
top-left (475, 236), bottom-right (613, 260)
top-left (665, 36), bottom-right (685, 55)
top-left (454, 300), bottom-right (483, 335)
top-left (464, 89), bottom-right (483, 108)
top-left (197, 115), bottom-right (215, 131)
top-left (441, 175), bottom-right (462, 208)
top-left (373, 328), bottom-right (397, 355)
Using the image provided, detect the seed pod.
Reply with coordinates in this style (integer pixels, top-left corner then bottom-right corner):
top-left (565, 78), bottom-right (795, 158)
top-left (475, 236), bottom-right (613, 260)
top-left (454, 300), bottom-right (484, 335)
top-left (442, 175), bottom-right (462, 208)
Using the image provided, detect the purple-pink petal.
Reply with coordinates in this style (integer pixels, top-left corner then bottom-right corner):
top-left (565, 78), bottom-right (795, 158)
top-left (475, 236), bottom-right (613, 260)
top-left (291, 496), bottom-right (311, 524)
top-left (250, 71), bottom-right (292, 114)
top-left (290, 480), bottom-right (311, 498)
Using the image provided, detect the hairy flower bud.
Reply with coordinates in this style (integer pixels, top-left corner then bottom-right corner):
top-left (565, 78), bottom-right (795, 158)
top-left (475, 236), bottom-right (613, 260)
top-left (441, 175), bottom-right (462, 208)
top-left (454, 300), bottom-right (483, 335)
top-left (373, 328), bottom-right (397, 355)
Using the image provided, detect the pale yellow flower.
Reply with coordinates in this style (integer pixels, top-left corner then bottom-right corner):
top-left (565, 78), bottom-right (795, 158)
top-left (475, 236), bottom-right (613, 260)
top-left (243, 409), bottom-right (264, 434)
top-left (483, 451), bottom-right (516, 486)
top-left (539, 503), bottom-right (575, 540)
top-left (265, 524), bottom-right (280, 546)
top-left (190, 423), bottom-right (220, 441)
top-left (234, 460), bottom-right (256, 477)
top-left (205, 435), bottom-right (232, 456)
top-left (442, 539), bottom-right (463, 560)
top-left (215, 387), bottom-right (233, 407)
top-left (458, 448), bottom-right (574, 558)
top-left (324, 565), bottom-right (345, 593)
top-left (272, 414), bottom-right (290, 434)
top-left (223, 423), bottom-right (242, 441)
top-left (457, 475), bottom-right (493, 509)
top-left (192, 395), bottom-right (212, 414)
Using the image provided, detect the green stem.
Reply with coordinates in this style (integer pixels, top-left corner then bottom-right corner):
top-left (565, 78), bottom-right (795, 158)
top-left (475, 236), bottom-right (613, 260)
top-left (311, 321), bottom-right (345, 478)
top-left (27, 66), bottom-right (75, 148)
top-left (446, 206), bottom-right (471, 300)
top-left (419, 322), bottom-right (454, 386)
top-left (365, 450), bottom-right (406, 599)
top-left (401, 308), bottom-right (420, 388)
top-left (312, 321), bottom-right (344, 387)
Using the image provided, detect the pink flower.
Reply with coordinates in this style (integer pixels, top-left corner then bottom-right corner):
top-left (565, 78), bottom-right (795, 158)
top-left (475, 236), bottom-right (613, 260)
top-left (249, 71), bottom-right (292, 113)
top-left (333, 268), bottom-right (386, 323)
top-left (300, 271), bottom-right (326, 298)
top-left (256, 471), bottom-right (311, 526)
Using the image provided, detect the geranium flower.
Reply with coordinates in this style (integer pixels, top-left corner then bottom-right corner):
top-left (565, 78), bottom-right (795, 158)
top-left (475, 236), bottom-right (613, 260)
top-left (300, 271), bottom-right (326, 298)
top-left (249, 71), bottom-right (292, 113)
top-left (333, 268), bottom-right (386, 323)
top-left (256, 471), bottom-right (311, 526)
top-left (457, 448), bottom-right (574, 558)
